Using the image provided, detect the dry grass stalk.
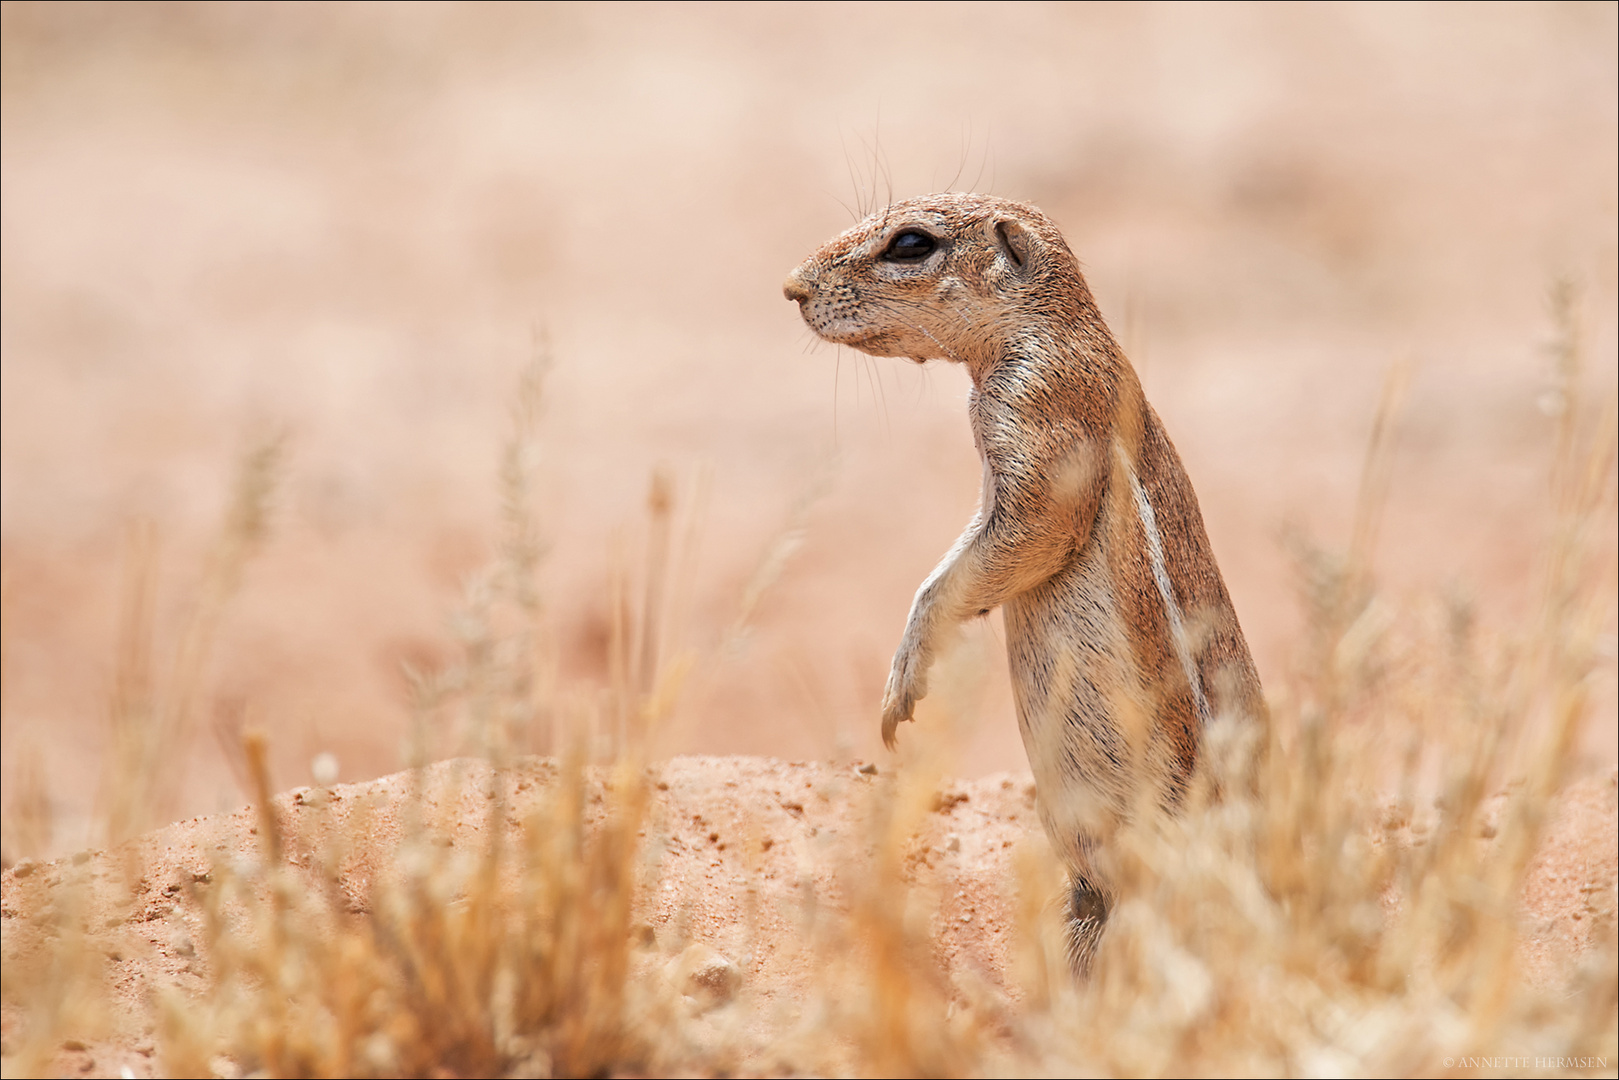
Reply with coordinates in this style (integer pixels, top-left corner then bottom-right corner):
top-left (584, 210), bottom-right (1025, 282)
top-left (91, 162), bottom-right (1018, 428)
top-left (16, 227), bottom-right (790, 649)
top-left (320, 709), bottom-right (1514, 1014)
top-left (152, 359), bottom-right (694, 1078)
top-left (103, 436), bottom-right (284, 845)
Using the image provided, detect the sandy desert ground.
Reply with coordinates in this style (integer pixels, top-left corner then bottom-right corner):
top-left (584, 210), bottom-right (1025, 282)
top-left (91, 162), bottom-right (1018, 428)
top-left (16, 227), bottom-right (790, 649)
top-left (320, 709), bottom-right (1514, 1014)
top-left (3, 756), bottom-right (1615, 1077)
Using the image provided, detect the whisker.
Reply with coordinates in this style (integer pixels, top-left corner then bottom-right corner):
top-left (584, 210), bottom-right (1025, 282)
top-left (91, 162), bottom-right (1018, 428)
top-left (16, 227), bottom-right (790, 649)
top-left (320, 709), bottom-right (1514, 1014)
top-left (833, 348), bottom-right (843, 446)
top-left (872, 354), bottom-right (892, 441)
top-left (972, 127), bottom-right (994, 194)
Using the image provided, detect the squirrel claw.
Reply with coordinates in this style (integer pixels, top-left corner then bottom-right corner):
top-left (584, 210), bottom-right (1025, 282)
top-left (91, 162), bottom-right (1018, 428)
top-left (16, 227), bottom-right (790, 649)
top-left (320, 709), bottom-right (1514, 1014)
top-left (880, 698), bottom-right (914, 751)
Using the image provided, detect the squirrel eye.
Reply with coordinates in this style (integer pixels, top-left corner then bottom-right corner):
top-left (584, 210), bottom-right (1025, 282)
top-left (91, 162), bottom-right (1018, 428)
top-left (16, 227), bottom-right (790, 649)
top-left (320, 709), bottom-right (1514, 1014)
top-left (883, 230), bottom-right (936, 262)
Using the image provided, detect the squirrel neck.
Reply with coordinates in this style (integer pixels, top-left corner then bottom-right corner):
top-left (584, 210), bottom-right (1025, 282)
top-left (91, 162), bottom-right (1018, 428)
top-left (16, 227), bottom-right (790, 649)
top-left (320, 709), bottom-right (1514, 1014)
top-left (961, 271), bottom-right (1120, 392)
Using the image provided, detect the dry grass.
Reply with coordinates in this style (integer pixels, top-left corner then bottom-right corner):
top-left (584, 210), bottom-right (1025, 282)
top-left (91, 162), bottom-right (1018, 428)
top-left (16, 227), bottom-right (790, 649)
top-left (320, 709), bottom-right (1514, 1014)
top-left (2, 303), bottom-right (1615, 1078)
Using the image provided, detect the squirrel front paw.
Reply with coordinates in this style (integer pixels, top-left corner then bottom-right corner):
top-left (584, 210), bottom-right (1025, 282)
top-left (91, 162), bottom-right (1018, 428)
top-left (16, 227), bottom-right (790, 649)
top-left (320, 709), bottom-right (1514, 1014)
top-left (879, 651), bottom-right (928, 750)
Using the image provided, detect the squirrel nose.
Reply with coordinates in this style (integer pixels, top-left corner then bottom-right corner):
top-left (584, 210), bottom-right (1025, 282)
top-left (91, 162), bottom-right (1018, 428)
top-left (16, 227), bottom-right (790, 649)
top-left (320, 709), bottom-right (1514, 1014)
top-left (783, 268), bottom-right (813, 303)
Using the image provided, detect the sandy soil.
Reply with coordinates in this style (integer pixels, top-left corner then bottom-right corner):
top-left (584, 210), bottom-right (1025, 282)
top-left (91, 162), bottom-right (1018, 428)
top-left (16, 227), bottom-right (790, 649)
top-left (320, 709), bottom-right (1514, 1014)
top-left (2, 756), bottom-right (1614, 1077)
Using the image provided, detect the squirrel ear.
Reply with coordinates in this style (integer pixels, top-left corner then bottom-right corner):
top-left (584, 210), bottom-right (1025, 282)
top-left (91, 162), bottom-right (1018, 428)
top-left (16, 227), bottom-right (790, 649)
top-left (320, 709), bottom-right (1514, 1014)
top-left (991, 218), bottom-right (1032, 273)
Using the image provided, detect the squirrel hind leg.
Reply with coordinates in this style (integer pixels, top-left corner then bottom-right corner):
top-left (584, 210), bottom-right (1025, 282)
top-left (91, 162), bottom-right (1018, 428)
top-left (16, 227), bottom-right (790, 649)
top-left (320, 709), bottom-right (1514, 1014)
top-left (1065, 874), bottom-right (1110, 976)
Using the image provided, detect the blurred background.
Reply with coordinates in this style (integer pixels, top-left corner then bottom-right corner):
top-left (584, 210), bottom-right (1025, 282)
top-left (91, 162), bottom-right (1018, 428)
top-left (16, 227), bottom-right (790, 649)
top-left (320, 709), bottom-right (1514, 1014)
top-left (2, 1), bottom-right (1615, 857)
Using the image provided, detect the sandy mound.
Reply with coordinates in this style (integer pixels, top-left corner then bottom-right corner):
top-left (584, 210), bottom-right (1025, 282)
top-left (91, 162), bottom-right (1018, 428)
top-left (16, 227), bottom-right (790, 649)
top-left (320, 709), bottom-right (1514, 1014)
top-left (4, 756), bottom-right (1613, 1077)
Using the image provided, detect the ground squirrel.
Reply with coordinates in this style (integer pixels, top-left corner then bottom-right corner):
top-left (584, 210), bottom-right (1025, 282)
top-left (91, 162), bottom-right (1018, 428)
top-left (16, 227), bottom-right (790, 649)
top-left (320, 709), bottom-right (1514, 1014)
top-left (784, 193), bottom-right (1265, 968)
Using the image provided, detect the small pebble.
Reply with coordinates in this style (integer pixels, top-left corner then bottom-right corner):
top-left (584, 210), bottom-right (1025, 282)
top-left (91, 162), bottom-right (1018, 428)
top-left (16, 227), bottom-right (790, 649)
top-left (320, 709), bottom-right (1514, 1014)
top-left (666, 943), bottom-right (742, 1009)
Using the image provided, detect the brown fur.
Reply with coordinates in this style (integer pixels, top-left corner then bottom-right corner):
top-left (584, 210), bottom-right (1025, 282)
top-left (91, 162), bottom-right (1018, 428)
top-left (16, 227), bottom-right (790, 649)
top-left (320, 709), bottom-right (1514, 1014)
top-left (784, 193), bottom-right (1265, 965)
